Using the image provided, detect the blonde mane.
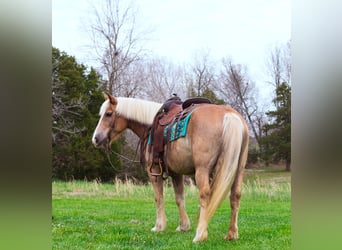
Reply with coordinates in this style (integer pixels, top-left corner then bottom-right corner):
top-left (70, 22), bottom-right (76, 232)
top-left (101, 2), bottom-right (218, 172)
top-left (116, 97), bottom-right (162, 125)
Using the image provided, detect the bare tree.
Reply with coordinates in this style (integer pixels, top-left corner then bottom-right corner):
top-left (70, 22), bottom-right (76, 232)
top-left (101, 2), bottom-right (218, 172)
top-left (118, 59), bottom-right (148, 98)
top-left (216, 57), bottom-right (264, 147)
top-left (267, 46), bottom-right (282, 88)
top-left (187, 50), bottom-right (216, 97)
top-left (87, 0), bottom-right (149, 96)
top-left (283, 40), bottom-right (291, 85)
top-left (266, 41), bottom-right (291, 88)
top-left (142, 57), bottom-right (186, 102)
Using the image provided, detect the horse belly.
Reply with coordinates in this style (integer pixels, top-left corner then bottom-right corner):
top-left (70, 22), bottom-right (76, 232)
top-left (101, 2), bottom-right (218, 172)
top-left (165, 138), bottom-right (195, 175)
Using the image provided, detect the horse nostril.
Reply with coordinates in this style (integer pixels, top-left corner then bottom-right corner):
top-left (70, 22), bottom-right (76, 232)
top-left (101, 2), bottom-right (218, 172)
top-left (95, 136), bottom-right (100, 144)
top-left (92, 135), bottom-right (99, 145)
top-left (93, 134), bottom-right (106, 147)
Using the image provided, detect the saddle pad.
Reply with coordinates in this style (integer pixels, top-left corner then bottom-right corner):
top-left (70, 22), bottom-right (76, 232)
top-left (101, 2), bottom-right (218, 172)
top-left (163, 112), bottom-right (193, 142)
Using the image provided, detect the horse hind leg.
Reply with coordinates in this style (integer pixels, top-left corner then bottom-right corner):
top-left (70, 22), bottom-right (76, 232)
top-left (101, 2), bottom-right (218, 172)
top-left (193, 168), bottom-right (210, 242)
top-left (149, 174), bottom-right (166, 232)
top-left (225, 127), bottom-right (248, 241)
top-left (171, 174), bottom-right (190, 231)
top-left (225, 171), bottom-right (243, 240)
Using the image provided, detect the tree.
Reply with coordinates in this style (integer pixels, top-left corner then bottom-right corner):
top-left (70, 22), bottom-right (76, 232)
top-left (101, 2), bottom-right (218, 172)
top-left (200, 88), bottom-right (225, 104)
top-left (87, 0), bottom-right (149, 97)
top-left (260, 82), bottom-right (291, 171)
top-left (187, 50), bottom-right (216, 98)
top-left (266, 41), bottom-right (291, 88)
top-left (216, 57), bottom-right (265, 148)
top-left (52, 47), bottom-right (89, 143)
top-left (142, 57), bottom-right (186, 102)
top-left (52, 47), bottom-right (121, 181)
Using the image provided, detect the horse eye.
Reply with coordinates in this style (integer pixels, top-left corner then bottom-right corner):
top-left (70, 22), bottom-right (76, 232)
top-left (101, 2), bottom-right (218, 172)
top-left (105, 112), bottom-right (113, 117)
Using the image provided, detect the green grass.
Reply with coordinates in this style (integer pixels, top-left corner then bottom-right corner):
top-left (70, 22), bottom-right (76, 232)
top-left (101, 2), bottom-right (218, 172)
top-left (52, 169), bottom-right (291, 249)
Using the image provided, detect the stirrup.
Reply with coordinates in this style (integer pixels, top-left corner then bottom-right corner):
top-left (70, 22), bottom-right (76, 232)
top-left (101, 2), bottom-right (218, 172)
top-left (149, 159), bottom-right (163, 177)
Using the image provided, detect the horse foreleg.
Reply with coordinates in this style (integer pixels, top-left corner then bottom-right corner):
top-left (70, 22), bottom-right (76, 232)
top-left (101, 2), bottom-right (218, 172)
top-left (171, 174), bottom-right (190, 231)
top-left (193, 169), bottom-right (210, 242)
top-left (225, 171), bottom-right (244, 240)
top-left (149, 174), bottom-right (166, 232)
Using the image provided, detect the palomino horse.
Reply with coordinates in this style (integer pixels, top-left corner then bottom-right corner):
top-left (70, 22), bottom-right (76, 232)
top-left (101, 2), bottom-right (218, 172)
top-left (92, 93), bottom-right (249, 242)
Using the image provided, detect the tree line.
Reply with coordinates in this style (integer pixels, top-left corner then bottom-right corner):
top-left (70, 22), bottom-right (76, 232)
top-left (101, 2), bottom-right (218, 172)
top-left (52, 0), bottom-right (291, 181)
top-left (52, 45), bottom-right (291, 182)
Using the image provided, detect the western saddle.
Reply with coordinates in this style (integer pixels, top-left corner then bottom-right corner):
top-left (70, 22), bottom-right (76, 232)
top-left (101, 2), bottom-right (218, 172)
top-left (148, 95), bottom-right (211, 178)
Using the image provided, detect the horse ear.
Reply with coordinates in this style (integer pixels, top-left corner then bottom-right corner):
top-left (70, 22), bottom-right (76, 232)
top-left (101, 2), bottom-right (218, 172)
top-left (104, 92), bottom-right (117, 105)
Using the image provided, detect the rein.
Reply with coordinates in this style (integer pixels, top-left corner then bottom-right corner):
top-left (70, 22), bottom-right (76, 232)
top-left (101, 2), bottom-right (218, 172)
top-left (105, 143), bottom-right (119, 171)
top-left (105, 141), bottom-right (140, 172)
top-left (108, 145), bottom-right (140, 163)
top-left (104, 112), bottom-right (140, 171)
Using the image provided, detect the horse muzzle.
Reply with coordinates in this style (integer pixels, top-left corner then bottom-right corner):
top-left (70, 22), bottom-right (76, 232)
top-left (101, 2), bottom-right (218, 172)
top-left (92, 132), bottom-right (108, 148)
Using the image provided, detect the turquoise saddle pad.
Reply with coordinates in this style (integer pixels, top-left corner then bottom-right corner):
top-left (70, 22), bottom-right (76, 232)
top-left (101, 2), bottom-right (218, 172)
top-left (163, 112), bottom-right (192, 142)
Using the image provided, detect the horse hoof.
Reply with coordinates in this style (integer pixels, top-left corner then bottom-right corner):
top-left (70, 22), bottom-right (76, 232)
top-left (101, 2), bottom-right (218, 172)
top-left (192, 236), bottom-right (207, 243)
top-left (224, 231), bottom-right (238, 240)
top-left (151, 226), bottom-right (165, 232)
top-left (192, 230), bottom-right (208, 242)
top-left (176, 224), bottom-right (190, 232)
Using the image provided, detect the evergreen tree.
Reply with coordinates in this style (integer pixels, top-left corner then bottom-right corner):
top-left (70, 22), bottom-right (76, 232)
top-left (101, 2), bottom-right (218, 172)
top-left (200, 88), bottom-right (225, 105)
top-left (260, 82), bottom-right (291, 171)
top-left (52, 47), bottom-right (121, 181)
top-left (188, 85), bottom-right (224, 105)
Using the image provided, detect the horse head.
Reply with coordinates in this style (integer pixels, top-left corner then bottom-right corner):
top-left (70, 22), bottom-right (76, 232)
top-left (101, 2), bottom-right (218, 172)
top-left (92, 93), bottom-right (127, 148)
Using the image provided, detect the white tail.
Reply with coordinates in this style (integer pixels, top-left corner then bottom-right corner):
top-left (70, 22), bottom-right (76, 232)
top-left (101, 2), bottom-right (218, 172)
top-left (205, 112), bottom-right (248, 220)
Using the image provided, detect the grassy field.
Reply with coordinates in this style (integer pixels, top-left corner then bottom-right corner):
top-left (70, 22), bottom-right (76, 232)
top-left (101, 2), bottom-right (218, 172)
top-left (52, 168), bottom-right (291, 249)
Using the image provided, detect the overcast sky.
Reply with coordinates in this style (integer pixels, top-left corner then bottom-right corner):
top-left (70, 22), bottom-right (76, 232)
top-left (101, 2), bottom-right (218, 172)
top-left (52, 0), bottom-right (290, 102)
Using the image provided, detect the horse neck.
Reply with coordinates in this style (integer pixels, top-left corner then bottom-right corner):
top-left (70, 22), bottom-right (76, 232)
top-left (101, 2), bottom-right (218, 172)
top-left (126, 119), bottom-right (149, 139)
